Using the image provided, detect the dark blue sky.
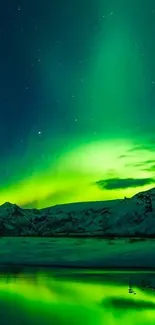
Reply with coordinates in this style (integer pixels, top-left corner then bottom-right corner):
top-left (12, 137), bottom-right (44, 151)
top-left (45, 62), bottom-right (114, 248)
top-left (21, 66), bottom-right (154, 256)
top-left (0, 0), bottom-right (155, 208)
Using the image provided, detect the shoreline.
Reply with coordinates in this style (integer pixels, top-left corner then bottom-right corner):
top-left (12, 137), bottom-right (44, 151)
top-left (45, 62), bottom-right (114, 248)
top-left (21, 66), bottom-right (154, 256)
top-left (0, 236), bottom-right (154, 269)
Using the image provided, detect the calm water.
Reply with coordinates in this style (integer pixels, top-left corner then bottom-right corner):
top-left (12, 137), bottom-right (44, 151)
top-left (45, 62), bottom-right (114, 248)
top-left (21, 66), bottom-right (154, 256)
top-left (0, 268), bottom-right (155, 324)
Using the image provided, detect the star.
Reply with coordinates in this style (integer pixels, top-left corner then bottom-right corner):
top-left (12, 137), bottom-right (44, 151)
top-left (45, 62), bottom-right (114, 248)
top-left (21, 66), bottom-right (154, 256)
top-left (38, 131), bottom-right (42, 135)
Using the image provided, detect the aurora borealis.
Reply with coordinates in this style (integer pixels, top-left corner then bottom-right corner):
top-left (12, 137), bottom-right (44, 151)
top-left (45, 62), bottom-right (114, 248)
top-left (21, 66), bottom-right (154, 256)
top-left (1, 0), bottom-right (155, 208)
top-left (1, 270), bottom-right (155, 325)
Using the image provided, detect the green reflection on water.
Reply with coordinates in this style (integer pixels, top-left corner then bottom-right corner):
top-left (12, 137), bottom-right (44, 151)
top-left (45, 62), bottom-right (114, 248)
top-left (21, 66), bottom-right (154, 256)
top-left (0, 270), bottom-right (155, 324)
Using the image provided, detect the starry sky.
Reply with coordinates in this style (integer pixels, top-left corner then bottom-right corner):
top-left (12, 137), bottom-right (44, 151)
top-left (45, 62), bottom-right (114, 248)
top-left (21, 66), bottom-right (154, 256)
top-left (0, 0), bottom-right (155, 208)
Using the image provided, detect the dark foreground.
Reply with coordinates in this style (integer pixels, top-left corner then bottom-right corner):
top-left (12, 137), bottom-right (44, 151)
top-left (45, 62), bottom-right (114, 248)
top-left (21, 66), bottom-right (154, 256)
top-left (0, 267), bottom-right (155, 324)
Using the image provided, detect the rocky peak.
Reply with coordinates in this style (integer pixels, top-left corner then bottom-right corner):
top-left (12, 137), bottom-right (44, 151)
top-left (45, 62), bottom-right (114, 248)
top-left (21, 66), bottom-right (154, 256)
top-left (0, 202), bottom-right (18, 209)
top-left (133, 187), bottom-right (155, 199)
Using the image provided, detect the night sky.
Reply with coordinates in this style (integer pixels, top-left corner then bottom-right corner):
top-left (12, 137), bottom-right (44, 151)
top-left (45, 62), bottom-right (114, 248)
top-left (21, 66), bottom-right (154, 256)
top-left (0, 0), bottom-right (155, 208)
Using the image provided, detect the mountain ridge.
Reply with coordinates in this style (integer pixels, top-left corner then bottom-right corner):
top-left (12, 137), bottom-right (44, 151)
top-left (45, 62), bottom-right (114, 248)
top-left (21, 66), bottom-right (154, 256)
top-left (0, 187), bottom-right (155, 237)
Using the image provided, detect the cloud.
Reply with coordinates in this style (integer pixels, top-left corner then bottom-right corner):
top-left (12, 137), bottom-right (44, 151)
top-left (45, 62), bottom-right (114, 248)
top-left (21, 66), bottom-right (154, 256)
top-left (142, 164), bottom-right (155, 172)
top-left (127, 145), bottom-right (148, 152)
top-left (127, 140), bottom-right (155, 153)
top-left (96, 177), bottom-right (155, 190)
top-left (118, 154), bottom-right (128, 159)
top-left (144, 160), bottom-right (155, 165)
top-left (118, 138), bottom-right (155, 160)
top-left (124, 159), bottom-right (155, 169)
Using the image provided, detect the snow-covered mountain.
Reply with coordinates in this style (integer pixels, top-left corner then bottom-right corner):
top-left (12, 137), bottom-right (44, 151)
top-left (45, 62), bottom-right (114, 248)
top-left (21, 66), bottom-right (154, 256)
top-left (0, 188), bottom-right (155, 237)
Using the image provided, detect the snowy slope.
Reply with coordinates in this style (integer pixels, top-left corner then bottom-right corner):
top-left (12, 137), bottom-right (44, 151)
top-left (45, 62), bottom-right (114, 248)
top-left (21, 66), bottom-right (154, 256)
top-left (0, 188), bottom-right (155, 237)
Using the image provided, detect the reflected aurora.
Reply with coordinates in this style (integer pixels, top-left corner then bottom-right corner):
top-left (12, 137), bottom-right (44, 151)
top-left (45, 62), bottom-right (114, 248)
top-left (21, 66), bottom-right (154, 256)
top-left (0, 272), bottom-right (155, 324)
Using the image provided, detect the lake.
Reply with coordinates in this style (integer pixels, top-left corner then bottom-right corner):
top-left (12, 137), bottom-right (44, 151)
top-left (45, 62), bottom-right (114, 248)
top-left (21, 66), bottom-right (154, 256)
top-left (0, 267), bottom-right (155, 324)
top-left (1, 237), bottom-right (155, 268)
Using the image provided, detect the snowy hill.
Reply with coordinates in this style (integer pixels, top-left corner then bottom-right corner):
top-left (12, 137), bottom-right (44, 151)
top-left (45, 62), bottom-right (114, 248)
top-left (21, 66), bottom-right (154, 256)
top-left (0, 188), bottom-right (155, 237)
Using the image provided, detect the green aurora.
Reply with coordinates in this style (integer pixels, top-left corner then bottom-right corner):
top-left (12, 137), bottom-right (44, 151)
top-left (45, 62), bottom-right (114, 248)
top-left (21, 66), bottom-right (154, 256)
top-left (1, 1), bottom-right (155, 208)
top-left (0, 271), bottom-right (155, 324)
